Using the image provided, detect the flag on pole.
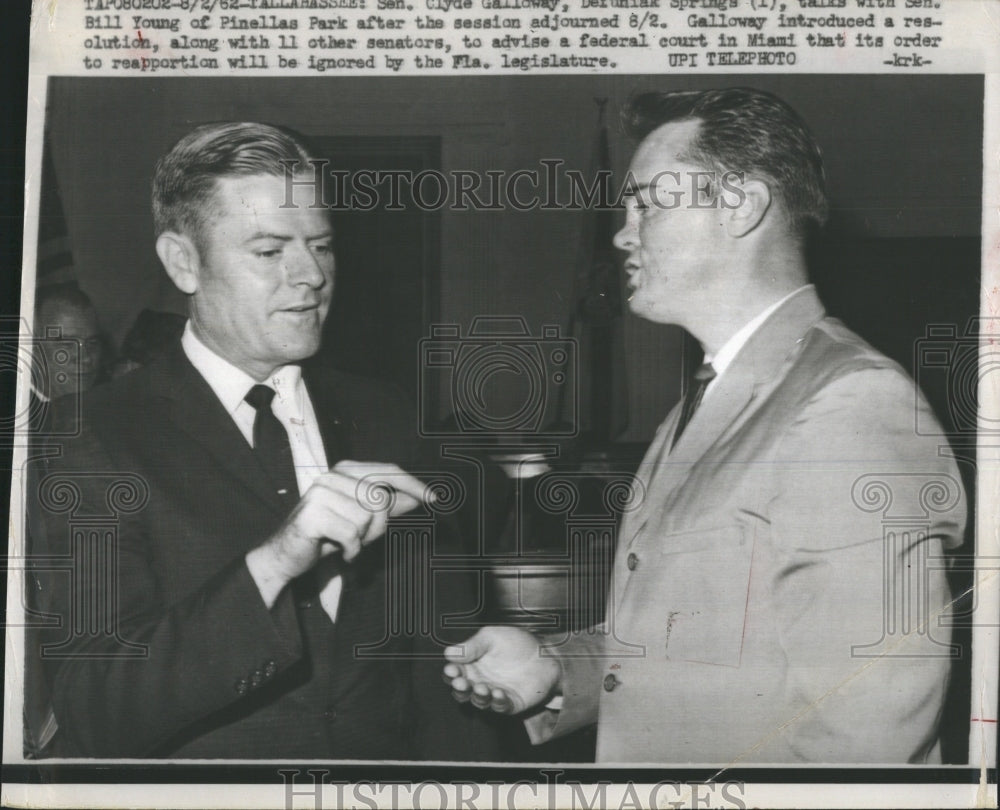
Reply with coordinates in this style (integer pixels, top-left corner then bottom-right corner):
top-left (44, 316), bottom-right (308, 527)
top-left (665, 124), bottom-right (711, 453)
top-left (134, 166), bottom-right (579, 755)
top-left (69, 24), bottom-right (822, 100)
top-left (36, 136), bottom-right (78, 290)
top-left (563, 99), bottom-right (629, 443)
top-left (24, 134), bottom-right (77, 756)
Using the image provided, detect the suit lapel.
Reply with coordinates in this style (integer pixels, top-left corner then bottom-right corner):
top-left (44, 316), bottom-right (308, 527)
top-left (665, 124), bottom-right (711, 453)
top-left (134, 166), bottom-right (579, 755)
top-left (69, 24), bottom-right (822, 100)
top-left (303, 371), bottom-right (348, 467)
top-left (151, 343), bottom-right (289, 515)
top-left (302, 370), bottom-right (376, 600)
top-left (625, 288), bottom-right (827, 547)
top-left (153, 348), bottom-right (375, 646)
top-left (302, 374), bottom-right (393, 690)
top-left (619, 418), bottom-right (673, 547)
top-left (646, 364), bottom-right (758, 510)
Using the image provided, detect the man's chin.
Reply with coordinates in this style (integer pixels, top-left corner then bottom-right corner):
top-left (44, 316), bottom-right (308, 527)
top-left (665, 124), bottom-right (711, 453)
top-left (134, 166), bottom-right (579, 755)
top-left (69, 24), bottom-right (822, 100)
top-left (282, 336), bottom-right (323, 364)
top-left (628, 295), bottom-right (675, 325)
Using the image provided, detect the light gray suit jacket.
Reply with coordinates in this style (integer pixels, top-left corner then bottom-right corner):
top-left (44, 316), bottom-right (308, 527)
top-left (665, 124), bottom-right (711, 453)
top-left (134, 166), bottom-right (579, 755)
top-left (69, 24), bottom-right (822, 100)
top-left (526, 287), bottom-right (965, 763)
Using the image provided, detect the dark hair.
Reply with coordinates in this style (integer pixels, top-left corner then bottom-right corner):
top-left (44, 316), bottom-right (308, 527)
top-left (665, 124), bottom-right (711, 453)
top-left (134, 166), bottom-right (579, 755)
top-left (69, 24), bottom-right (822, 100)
top-left (152, 122), bottom-right (316, 246)
top-left (621, 87), bottom-right (828, 233)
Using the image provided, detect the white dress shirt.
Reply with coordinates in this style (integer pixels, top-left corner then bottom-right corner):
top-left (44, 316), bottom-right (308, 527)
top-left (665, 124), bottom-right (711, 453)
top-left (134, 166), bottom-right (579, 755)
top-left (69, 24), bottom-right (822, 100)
top-left (181, 323), bottom-right (343, 621)
top-left (702, 285), bottom-right (814, 399)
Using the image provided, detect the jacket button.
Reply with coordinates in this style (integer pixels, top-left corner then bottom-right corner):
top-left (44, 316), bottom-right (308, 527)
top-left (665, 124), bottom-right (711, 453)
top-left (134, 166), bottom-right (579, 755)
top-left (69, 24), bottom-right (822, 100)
top-left (264, 660), bottom-right (277, 678)
top-left (603, 674), bottom-right (619, 692)
top-left (626, 553), bottom-right (638, 571)
top-left (323, 705), bottom-right (337, 722)
top-left (234, 678), bottom-right (248, 696)
top-left (250, 670), bottom-right (263, 687)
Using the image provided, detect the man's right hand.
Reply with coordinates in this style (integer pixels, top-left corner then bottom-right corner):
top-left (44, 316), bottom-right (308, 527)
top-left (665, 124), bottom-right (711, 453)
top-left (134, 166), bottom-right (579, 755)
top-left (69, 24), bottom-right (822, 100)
top-left (247, 460), bottom-right (430, 607)
top-left (443, 626), bottom-right (561, 715)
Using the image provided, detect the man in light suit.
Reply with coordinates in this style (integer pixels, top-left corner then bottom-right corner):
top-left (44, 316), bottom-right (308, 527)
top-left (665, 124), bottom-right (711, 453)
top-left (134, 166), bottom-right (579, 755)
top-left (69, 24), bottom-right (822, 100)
top-left (29, 122), bottom-right (497, 758)
top-left (443, 88), bottom-right (966, 763)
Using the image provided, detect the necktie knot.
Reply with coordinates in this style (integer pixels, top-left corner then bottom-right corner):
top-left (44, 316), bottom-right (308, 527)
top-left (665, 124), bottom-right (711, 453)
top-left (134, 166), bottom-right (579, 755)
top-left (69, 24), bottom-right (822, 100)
top-left (671, 362), bottom-right (717, 450)
top-left (693, 362), bottom-right (717, 384)
top-left (244, 383), bottom-right (297, 501)
top-left (245, 384), bottom-right (276, 412)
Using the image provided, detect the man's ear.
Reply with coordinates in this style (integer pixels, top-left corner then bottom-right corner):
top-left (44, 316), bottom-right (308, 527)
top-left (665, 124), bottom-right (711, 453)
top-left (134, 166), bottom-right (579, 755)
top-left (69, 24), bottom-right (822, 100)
top-left (724, 177), bottom-right (771, 238)
top-left (155, 232), bottom-right (201, 295)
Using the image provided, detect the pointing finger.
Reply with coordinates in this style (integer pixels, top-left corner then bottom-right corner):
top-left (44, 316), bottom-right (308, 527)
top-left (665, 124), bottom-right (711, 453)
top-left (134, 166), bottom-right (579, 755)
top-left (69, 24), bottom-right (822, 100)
top-left (332, 461), bottom-right (433, 506)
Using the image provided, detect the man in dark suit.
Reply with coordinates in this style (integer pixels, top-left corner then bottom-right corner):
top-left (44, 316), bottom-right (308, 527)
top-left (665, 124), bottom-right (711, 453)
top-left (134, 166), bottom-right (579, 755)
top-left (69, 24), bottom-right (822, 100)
top-left (443, 88), bottom-right (966, 763)
top-left (29, 122), bottom-right (497, 758)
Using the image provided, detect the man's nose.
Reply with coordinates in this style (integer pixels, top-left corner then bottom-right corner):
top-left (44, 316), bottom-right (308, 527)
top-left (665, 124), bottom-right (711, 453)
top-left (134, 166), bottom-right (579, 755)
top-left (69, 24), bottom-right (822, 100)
top-left (613, 217), bottom-right (637, 252)
top-left (285, 245), bottom-right (329, 287)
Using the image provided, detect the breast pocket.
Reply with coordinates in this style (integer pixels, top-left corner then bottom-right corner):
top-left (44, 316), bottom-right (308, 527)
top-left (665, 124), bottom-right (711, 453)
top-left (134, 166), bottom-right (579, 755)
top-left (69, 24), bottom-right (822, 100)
top-left (619, 525), bottom-right (755, 668)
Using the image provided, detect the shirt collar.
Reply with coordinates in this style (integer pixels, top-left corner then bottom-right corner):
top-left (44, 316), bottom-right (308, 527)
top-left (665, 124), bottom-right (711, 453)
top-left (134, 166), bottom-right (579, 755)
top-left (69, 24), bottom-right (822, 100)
top-left (705, 284), bottom-right (814, 377)
top-left (181, 322), bottom-right (301, 415)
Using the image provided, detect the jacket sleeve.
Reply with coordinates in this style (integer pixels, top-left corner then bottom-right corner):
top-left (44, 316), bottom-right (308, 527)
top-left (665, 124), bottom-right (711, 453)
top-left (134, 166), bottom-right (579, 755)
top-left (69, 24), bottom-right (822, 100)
top-left (30, 426), bottom-right (305, 757)
top-left (764, 367), bottom-right (965, 762)
top-left (522, 627), bottom-right (605, 745)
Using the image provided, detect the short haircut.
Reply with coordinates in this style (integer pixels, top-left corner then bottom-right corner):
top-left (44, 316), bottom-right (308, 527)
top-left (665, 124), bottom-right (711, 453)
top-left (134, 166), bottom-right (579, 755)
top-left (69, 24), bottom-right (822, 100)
top-left (152, 122), bottom-right (316, 247)
top-left (621, 87), bottom-right (828, 234)
top-left (36, 283), bottom-right (95, 320)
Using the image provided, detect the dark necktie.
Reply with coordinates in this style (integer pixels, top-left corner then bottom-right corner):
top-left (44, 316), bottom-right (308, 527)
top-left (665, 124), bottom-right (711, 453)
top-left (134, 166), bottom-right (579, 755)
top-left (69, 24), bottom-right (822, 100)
top-left (245, 384), bottom-right (342, 610)
top-left (244, 384), bottom-right (299, 503)
top-left (671, 362), bottom-right (717, 449)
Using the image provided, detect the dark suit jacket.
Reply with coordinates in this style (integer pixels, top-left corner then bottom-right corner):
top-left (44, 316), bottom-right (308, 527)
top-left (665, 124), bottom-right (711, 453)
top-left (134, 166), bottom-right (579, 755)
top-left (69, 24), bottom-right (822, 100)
top-left (30, 342), bottom-right (498, 759)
